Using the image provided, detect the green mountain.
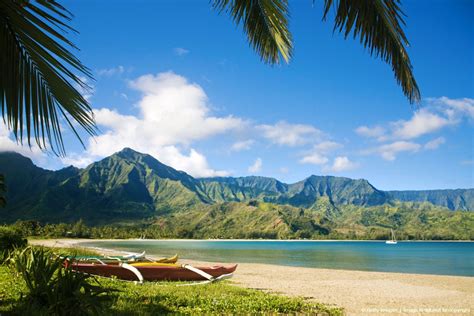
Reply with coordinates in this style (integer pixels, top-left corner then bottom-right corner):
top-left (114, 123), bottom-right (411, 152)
top-left (0, 148), bottom-right (472, 239)
top-left (197, 175), bottom-right (388, 208)
top-left (387, 189), bottom-right (474, 211)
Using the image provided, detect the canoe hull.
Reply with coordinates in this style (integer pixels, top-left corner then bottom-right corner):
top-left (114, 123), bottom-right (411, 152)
top-left (71, 263), bottom-right (237, 281)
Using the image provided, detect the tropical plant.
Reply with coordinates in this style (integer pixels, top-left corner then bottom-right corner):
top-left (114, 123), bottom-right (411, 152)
top-left (0, 0), bottom-right (95, 155)
top-left (8, 246), bottom-right (109, 315)
top-left (1, 0), bottom-right (419, 156)
top-left (0, 226), bottom-right (27, 263)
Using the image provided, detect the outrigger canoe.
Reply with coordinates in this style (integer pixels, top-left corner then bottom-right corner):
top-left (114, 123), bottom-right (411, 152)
top-left (67, 261), bottom-right (237, 283)
top-left (63, 252), bottom-right (178, 265)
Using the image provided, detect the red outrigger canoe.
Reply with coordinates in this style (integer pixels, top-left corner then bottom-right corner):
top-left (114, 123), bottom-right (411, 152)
top-left (67, 261), bottom-right (238, 282)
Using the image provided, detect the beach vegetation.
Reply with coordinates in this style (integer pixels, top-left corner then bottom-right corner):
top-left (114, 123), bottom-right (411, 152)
top-left (0, 246), bottom-right (343, 315)
top-left (0, 226), bottom-right (27, 262)
top-left (6, 246), bottom-right (109, 315)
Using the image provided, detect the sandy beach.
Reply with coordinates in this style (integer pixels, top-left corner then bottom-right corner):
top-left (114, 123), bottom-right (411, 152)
top-left (30, 239), bottom-right (474, 316)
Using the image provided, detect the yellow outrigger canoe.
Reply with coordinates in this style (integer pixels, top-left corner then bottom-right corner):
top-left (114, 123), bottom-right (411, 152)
top-left (151, 254), bottom-right (179, 264)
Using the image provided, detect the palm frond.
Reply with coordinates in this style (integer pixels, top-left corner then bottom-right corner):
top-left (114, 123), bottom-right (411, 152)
top-left (323, 0), bottom-right (420, 103)
top-left (213, 0), bottom-right (292, 64)
top-left (0, 0), bottom-right (96, 156)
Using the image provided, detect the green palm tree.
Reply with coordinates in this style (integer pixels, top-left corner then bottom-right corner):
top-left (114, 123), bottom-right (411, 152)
top-left (1, 0), bottom-right (420, 155)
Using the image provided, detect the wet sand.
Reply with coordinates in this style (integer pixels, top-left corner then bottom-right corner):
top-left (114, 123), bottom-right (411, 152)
top-left (29, 239), bottom-right (473, 315)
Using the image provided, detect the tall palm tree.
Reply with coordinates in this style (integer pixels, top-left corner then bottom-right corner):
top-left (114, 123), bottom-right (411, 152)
top-left (0, 0), bottom-right (420, 155)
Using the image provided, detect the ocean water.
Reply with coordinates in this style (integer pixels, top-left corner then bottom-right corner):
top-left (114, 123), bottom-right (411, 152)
top-left (80, 240), bottom-right (474, 277)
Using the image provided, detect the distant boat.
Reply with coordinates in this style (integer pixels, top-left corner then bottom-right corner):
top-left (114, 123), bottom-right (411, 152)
top-left (386, 229), bottom-right (397, 244)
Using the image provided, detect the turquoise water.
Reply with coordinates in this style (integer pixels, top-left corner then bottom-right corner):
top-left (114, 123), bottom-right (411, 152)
top-left (80, 240), bottom-right (474, 277)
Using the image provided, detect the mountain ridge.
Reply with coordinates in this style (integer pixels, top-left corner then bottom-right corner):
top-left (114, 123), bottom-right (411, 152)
top-left (0, 148), bottom-right (472, 225)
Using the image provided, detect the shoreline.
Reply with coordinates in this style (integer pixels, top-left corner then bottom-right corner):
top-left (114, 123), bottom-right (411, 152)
top-left (30, 238), bottom-right (474, 315)
top-left (29, 237), bottom-right (474, 242)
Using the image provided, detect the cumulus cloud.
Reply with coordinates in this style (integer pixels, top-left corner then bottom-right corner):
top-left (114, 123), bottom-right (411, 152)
top-left (299, 141), bottom-right (341, 165)
top-left (257, 121), bottom-right (322, 146)
top-left (355, 125), bottom-right (386, 140)
top-left (0, 124), bottom-right (47, 164)
top-left (424, 137), bottom-right (446, 150)
top-left (313, 141), bottom-right (342, 152)
top-left (174, 47), bottom-right (189, 56)
top-left (323, 156), bottom-right (359, 172)
top-left (357, 97), bottom-right (473, 143)
top-left (248, 158), bottom-right (262, 173)
top-left (356, 97), bottom-right (472, 160)
top-left (391, 108), bottom-right (452, 140)
top-left (65, 71), bottom-right (245, 177)
top-left (230, 139), bottom-right (255, 152)
top-left (368, 141), bottom-right (421, 161)
top-left (300, 153), bottom-right (328, 165)
top-left (431, 96), bottom-right (474, 119)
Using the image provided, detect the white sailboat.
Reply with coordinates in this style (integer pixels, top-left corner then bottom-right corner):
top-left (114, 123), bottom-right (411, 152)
top-left (386, 229), bottom-right (397, 244)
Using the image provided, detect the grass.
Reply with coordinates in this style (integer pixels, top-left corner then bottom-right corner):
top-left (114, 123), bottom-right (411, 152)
top-left (0, 246), bottom-right (343, 315)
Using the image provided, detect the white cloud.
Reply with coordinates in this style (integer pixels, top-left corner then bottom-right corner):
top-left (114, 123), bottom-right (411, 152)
top-left (323, 156), bottom-right (359, 172)
top-left (248, 158), bottom-right (262, 173)
top-left (97, 65), bottom-right (125, 77)
top-left (391, 108), bottom-right (452, 140)
top-left (66, 71), bottom-right (245, 177)
top-left (355, 125), bottom-right (386, 140)
top-left (61, 153), bottom-right (95, 167)
top-left (230, 139), bottom-right (255, 152)
top-left (368, 141), bottom-right (421, 161)
top-left (299, 141), bottom-right (341, 165)
top-left (432, 96), bottom-right (474, 119)
top-left (300, 152), bottom-right (328, 165)
top-left (279, 167), bottom-right (289, 174)
top-left (257, 121), bottom-right (322, 146)
top-left (424, 137), bottom-right (445, 150)
top-left (356, 97), bottom-right (472, 161)
top-left (358, 97), bottom-right (473, 143)
top-left (313, 141), bottom-right (342, 153)
top-left (0, 124), bottom-right (47, 164)
top-left (174, 47), bottom-right (189, 56)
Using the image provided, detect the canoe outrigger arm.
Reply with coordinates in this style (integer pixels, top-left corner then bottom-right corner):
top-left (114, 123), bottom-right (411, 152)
top-left (180, 264), bottom-right (235, 285)
top-left (120, 263), bottom-right (144, 284)
top-left (181, 264), bottom-right (214, 281)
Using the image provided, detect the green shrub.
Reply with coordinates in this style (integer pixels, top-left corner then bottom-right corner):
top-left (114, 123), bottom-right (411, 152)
top-left (0, 226), bottom-right (27, 263)
top-left (8, 247), bottom-right (110, 315)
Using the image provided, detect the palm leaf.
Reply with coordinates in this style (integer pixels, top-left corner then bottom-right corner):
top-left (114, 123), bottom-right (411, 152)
top-left (322, 0), bottom-right (420, 103)
top-left (0, 0), bottom-right (96, 156)
top-left (213, 0), bottom-right (293, 64)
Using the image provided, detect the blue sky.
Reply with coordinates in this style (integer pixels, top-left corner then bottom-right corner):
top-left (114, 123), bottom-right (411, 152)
top-left (1, 0), bottom-right (473, 190)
